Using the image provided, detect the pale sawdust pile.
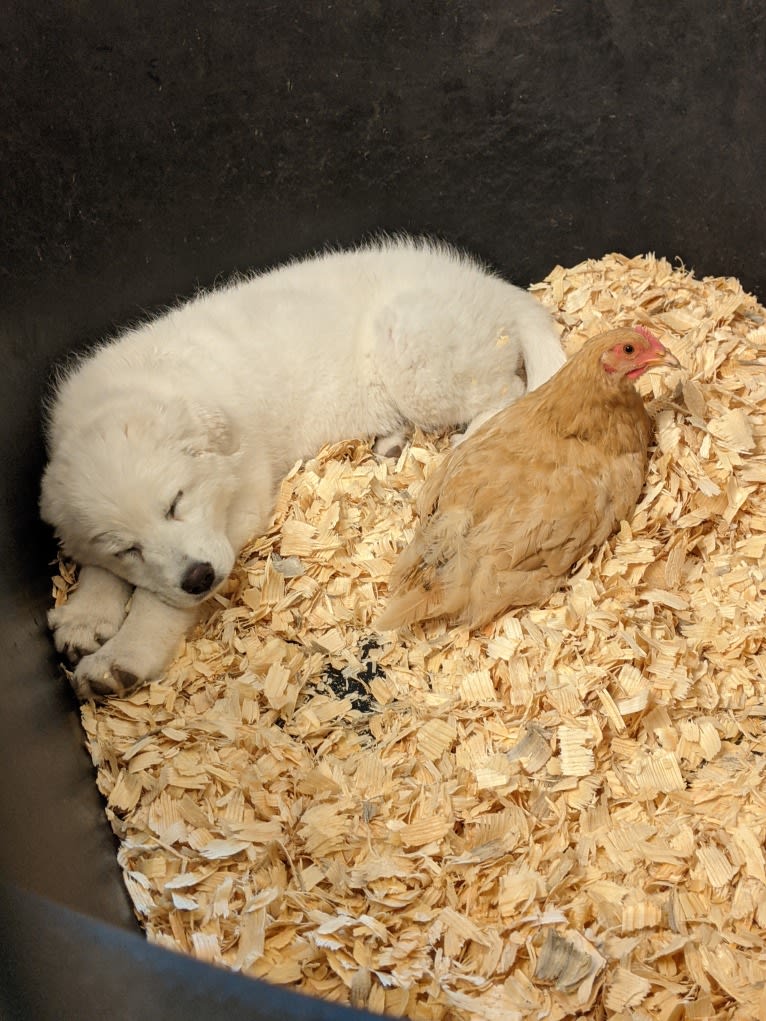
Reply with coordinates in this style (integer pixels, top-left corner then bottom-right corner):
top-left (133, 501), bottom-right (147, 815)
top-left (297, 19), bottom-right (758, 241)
top-left (59, 253), bottom-right (766, 1020)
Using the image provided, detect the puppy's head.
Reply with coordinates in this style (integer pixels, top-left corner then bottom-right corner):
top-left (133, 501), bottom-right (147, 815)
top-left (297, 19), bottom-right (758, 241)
top-left (41, 397), bottom-right (245, 608)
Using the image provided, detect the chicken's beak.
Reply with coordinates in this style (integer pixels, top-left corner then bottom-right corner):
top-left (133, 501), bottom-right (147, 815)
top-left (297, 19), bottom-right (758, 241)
top-left (646, 346), bottom-right (682, 371)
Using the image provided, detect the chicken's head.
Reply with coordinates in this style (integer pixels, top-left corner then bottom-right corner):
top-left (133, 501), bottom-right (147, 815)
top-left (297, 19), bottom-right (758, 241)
top-left (600, 325), bottom-right (681, 380)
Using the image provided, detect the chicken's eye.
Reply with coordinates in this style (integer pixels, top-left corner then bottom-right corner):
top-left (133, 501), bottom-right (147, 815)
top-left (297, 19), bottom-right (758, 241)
top-left (623, 344), bottom-right (635, 355)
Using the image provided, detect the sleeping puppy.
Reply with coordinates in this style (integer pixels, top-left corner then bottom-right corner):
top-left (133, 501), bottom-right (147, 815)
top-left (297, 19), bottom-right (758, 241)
top-left (40, 236), bottom-right (565, 698)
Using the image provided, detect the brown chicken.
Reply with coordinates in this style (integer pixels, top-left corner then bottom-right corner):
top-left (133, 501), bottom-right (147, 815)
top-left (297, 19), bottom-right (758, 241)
top-left (376, 326), bottom-right (680, 632)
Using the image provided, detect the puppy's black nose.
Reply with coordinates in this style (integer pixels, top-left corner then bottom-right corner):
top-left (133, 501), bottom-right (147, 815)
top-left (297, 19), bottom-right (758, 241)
top-left (181, 561), bottom-right (216, 595)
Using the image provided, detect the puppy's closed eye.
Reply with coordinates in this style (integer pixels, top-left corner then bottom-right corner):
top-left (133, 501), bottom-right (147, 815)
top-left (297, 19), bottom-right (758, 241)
top-left (165, 491), bottom-right (183, 520)
top-left (116, 544), bottom-right (143, 560)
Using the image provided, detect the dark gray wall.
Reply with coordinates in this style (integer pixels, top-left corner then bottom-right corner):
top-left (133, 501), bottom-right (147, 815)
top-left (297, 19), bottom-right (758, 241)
top-left (1, 1), bottom-right (764, 1018)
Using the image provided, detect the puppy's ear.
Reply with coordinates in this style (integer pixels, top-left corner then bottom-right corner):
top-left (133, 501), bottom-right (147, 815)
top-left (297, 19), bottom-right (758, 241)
top-left (183, 404), bottom-right (240, 456)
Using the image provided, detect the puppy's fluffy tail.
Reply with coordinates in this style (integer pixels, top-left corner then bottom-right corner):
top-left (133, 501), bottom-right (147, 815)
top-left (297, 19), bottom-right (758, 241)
top-left (517, 300), bottom-right (567, 392)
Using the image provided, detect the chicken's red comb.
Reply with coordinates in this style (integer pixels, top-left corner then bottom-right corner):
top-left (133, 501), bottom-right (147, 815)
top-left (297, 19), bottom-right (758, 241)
top-left (633, 324), bottom-right (660, 345)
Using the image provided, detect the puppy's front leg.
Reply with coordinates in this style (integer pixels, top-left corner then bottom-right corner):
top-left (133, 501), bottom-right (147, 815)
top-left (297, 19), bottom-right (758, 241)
top-left (48, 564), bottom-right (133, 665)
top-left (71, 587), bottom-right (198, 699)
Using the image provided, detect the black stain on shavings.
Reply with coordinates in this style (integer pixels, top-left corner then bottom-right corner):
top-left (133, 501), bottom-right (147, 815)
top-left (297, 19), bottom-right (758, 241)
top-left (360, 637), bottom-right (382, 661)
top-left (324, 665), bottom-right (374, 712)
top-left (320, 638), bottom-right (385, 715)
top-left (277, 637), bottom-right (386, 729)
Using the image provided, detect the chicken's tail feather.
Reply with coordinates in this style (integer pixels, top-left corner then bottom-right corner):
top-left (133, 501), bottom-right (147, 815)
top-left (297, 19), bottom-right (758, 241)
top-left (376, 508), bottom-right (473, 630)
top-left (375, 585), bottom-right (433, 631)
top-left (376, 578), bottom-right (469, 631)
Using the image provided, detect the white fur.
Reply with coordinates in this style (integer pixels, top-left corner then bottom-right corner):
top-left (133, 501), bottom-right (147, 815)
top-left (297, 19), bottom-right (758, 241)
top-left (40, 237), bottom-right (564, 697)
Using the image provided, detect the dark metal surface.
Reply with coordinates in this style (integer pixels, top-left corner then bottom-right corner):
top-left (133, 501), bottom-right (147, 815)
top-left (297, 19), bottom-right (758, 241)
top-left (1, 1), bottom-right (764, 1017)
top-left (0, 882), bottom-right (373, 1021)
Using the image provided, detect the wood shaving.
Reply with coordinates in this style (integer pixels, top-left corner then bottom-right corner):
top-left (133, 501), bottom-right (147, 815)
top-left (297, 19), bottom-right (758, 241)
top-left (55, 252), bottom-right (766, 1019)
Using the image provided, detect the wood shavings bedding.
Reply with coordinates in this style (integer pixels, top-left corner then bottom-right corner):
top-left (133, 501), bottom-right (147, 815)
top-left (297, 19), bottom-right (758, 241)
top-left (55, 253), bottom-right (766, 1020)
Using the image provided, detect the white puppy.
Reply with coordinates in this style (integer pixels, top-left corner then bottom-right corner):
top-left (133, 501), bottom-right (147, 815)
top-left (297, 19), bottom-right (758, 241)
top-left (40, 237), bottom-right (564, 698)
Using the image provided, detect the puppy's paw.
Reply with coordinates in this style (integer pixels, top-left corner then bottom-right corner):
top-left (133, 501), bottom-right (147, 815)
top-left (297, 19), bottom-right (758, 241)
top-left (62, 581), bottom-right (192, 699)
top-left (373, 430), bottom-right (408, 459)
top-left (71, 645), bottom-right (154, 700)
top-left (70, 621), bottom-right (181, 700)
top-left (48, 602), bottom-right (127, 665)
